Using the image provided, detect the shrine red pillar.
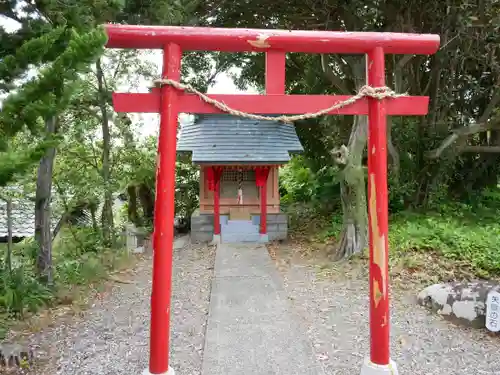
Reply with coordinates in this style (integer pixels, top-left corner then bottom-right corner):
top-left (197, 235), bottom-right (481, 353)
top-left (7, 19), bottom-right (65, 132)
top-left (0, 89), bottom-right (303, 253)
top-left (366, 47), bottom-right (391, 367)
top-left (256, 167), bottom-right (270, 235)
top-left (149, 43), bottom-right (181, 375)
top-left (260, 182), bottom-right (267, 235)
top-left (213, 167), bottom-right (222, 237)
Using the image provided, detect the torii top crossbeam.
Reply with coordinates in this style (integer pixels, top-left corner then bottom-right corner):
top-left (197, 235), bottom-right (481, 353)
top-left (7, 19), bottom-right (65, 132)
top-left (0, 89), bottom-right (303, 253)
top-left (104, 23), bottom-right (440, 375)
top-left (105, 24), bottom-right (439, 54)
top-left (107, 25), bottom-right (439, 117)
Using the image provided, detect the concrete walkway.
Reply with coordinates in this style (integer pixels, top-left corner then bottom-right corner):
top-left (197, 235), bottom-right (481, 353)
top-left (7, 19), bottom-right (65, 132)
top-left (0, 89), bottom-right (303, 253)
top-left (201, 243), bottom-right (324, 375)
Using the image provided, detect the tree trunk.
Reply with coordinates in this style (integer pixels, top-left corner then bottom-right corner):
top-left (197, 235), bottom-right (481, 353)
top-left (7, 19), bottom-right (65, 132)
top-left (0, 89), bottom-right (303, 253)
top-left (127, 185), bottom-right (142, 226)
top-left (330, 115), bottom-right (368, 260)
top-left (35, 116), bottom-right (57, 285)
top-left (96, 57), bottom-right (115, 247)
top-left (325, 57), bottom-right (368, 260)
top-left (138, 183), bottom-right (155, 224)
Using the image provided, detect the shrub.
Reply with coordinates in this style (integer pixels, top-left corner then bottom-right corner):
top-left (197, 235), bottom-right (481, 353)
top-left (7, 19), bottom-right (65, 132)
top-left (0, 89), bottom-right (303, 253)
top-left (0, 267), bottom-right (54, 318)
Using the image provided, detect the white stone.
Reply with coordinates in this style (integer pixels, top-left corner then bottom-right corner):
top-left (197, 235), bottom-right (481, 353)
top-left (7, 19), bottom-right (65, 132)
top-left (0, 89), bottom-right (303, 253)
top-left (133, 246), bottom-right (145, 254)
top-left (417, 281), bottom-right (500, 329)
top-left (259, 233), bottom-right (269, 243)
top-left (486, 290), bottom-right (500, 332)
top-left (360, 358), bottom-right (399, 375)
top-left (439, 303), bottom-right (452, 315)
top-left (452, 300), bottom-right (479, 321)
top-left (417, 283), bottom-right (451, 306)
top-left (142, 366), bottom-right (175, 375)
top-left (209, 234), bottom-right (221, 246)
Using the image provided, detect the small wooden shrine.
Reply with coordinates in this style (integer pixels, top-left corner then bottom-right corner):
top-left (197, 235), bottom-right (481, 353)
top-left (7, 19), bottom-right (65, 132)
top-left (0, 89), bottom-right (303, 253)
top-left (177, 114), bottom-right (303, 243)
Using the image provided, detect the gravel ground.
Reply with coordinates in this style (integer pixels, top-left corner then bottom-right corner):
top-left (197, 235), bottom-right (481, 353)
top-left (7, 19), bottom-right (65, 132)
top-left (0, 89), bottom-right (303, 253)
top-left (5, 238), bottom-right (499, 375)
top-left (18, 237), bottom-right (215, 375)
top-left (270, 243), bottom-right (500, 375)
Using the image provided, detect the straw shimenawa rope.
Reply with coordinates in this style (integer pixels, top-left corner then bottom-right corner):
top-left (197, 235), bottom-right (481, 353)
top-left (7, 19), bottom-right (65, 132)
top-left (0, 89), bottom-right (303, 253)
top-left (154, 78), bottom-right (407, 123)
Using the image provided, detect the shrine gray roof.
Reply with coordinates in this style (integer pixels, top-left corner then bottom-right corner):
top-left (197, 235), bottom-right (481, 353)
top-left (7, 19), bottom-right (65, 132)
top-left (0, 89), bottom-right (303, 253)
top-left (0, 198), bottom-right (39, 238)
top-left (176, 114), bottom-right (303, 163)
top-left (0, 194), bottom-right (60, 238)
top-left (0, 186), bottom-right (125, 239)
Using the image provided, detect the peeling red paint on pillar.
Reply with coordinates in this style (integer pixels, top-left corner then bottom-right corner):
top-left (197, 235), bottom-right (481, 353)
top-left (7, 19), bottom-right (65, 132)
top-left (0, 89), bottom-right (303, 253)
top-left (248, 34), bottom-right (271, 48)
top-left (367, 47), bottom-right (391, 365)
top-left (149, 43), bottom-right (182, 374)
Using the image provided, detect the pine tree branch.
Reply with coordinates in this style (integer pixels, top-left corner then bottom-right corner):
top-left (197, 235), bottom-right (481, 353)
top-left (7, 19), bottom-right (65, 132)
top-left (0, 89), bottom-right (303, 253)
top-left (0, 27), bottom-right (106, 137)
top-left (0, 26), bottom-right (67, 84)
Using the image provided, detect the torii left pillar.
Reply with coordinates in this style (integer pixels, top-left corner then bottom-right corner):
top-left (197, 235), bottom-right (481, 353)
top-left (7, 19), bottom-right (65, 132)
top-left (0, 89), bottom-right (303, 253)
top-left (148, 43), bottom-right (181, 375)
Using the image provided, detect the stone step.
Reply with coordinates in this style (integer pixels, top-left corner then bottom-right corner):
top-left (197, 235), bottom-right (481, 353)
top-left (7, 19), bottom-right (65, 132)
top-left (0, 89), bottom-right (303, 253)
top-left (222, 223), bottom-right (256, 228)
top-left (222, 233), bottom-right (261, 243)
top-left (227, 220), bottom-right (253, 225)
top-left (222, 232), bottom-right (259, 237)
top-left (222, 225), bottom-right (258, 231)
top-left (221, 224), bottom-right (259, 234)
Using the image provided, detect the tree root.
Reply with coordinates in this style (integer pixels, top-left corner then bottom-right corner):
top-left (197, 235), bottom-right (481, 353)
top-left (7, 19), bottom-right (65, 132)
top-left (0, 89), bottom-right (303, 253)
top-left (330, 223), bottom-right (365, 261)
top-left (106, 275), bottom-right (135, 284)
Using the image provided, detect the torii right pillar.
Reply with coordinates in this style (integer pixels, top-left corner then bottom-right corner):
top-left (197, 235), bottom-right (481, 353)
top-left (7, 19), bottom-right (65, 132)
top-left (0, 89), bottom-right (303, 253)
top-left (362, 47), bottom-right (396, 375)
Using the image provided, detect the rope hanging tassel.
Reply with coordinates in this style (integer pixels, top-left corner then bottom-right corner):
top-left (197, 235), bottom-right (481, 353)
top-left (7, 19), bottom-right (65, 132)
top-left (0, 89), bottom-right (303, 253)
top-left (237, 169), bottom-right (243, 205)
top-left (153, 78), bottom-right (408, 124)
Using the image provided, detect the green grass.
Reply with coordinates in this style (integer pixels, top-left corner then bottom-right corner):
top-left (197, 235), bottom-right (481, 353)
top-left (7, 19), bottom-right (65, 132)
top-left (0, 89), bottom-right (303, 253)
top-left (389, 206), bottom-right (500, 278)
top-left (304, 199), bottom-right (500, 280)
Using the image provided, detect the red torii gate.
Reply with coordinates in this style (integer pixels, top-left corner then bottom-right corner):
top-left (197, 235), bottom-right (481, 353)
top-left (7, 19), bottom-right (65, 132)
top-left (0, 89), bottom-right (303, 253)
top-left (104, 24), bottom-right (440, 375)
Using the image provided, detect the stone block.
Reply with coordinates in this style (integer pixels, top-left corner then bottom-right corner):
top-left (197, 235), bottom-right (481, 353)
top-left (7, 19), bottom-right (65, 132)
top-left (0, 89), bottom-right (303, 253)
top-left (192, 224), bottom-right (214, 233)
top-left (275, 214), bottom-right (288, 224)
top-left (191, 211), bottom-right (214, 243)
top-left (191, 211), bottom-right (214, 225)
top-left (267, 214), bottom-right (277, 223)
top-left (266, 214), bottom-right (288, 241)
top-left (191, 231), bottom-right (214, 244)
top-left (266, 213), bottom-right (287, 224)
top-left (267, 223), bottom-right (278, 232)
top-left (269, 231), bottom-right (287, 241)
